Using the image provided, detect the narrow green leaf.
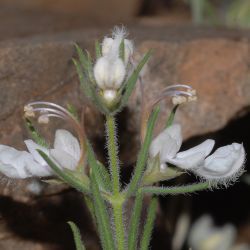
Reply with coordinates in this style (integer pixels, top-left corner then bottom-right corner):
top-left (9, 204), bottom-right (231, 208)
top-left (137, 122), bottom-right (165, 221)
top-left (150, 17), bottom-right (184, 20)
top-left (85, 51), bottom-right (95, 83)
top-left (38, 150), bottom-right (90, 194)
top-left (75, 43), bottom-right (95, 83)
top-left (74, 43), bottom-right (89, 70)
top-left (24, 118), bottom-right (48, 148)
top-left (73, 58), bottom-right (93, 99)
top-left (86, 141), bottom-right (111, 193)
top-left (140, 197), bottom-right (158, 250)
top-left (119, 39), bottom-right (125, 62)
top-left (83, 195), bottom-right (96, 226)
top-left (90, 171), bottom-right (115, 250)
top-left (67, 221), bottom-right (86, 250)
top-left (128, 191), bottom-right (143, 250)
top-left (165, 104), bottom-right (179, 128)
top-left (117, 50), bottom-right (152, 111)
top-left (142, 182), bottom-right (210, 196)
top-left (126, 107), bottom-right (160, 197)
top-left (95, 40), bottom-right (102, 58)
top-left (96, 161), bottom-right (112, 191)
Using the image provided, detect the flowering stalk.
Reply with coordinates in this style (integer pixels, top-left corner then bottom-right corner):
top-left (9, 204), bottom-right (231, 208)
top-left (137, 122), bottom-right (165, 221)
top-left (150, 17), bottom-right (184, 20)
top-left (0, 26), bottom-right (246, 250)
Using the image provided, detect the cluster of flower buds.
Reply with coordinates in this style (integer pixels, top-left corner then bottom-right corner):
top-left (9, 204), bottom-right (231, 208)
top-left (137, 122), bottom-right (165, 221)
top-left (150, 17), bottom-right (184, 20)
top-left (94, 27), bottom-right (133, 104)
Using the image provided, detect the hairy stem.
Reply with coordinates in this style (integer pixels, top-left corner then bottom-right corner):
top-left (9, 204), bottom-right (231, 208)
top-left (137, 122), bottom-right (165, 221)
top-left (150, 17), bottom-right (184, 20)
top-left (106, 115), bottom-right (120, 194)
top-left (142, 182), bottom-right (210, 195)
top-left (113, 199), bottom-right (125, 250)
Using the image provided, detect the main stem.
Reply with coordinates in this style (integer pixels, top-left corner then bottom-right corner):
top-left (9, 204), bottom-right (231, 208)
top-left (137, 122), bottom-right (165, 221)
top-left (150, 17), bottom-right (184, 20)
top-left (106, 115), bottom-right (120, 194)
top-left (106, 115), bottom-right (125, 250)
top-left (113, 200), bottom-right (125, 250)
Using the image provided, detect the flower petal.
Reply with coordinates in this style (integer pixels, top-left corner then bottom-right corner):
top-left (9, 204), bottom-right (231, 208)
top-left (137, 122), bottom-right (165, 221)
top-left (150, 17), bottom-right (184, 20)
top-left (54, 129), bottom-right (80, 161)
top-left (195, 143), bottom-right (245, 182)
top-left (149, 124), bottom-right (182, 163)
top-left (24, 140), bottom-right (49, 166)
top-left (188, 215), bottom-right (236, 250)
top-left (50, 149), bottom-right (78, 170)
top-left (102, 37), bottom-right (114, 56)
top-left (168, 140), bottom-right (215, 169)
top-left (0, 145), bottom-right (49, 178)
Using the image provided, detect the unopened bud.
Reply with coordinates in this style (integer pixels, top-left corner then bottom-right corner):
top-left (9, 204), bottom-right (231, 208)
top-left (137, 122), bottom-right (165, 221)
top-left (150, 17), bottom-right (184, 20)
top-left (94, 57), bottom-right (125, 90)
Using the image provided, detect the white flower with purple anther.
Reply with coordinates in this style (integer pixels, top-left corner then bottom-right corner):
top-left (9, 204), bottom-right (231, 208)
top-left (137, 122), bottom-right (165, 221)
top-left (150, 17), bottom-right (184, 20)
top-left (149, 123), bottom-right (245, 184)
top-left (0, 102), bottom-right (84, 179)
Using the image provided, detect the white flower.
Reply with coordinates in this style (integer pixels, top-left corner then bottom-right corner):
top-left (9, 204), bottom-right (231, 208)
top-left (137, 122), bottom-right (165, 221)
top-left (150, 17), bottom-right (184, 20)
top-left (188, 215), bottom-right (236, 250)
top-left (94, 56), bottom-right (126, 90)
top-left (149, 124), bottom-right (245, 183)
top-left (0, 129), bottom-right (80, 179)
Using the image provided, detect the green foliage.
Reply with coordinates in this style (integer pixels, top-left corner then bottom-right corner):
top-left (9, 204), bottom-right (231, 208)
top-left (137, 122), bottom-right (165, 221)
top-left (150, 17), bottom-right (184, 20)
top-left (142, 182), bottom-right (210, 196)
top-left (142, 157), bottom-right (183, 186)
top-left (189, 0), bottom-right (217, 25)
top-left (86, 141), bottom-right (112, 193)
top-left (68, 221), bottom-right (86, 250)
top-left (116, 50), bottom-right (152, 113)
top-left (38, 150), bottom-right (90, 194)
top-left (24, 118), bottom-right (48, 148)
top-left (226, 0), bottom-right (250, 28)
top-left (188, 0), bottom-right (250, 28)
top-left (128, 192), bottom-right (143, 250)
top-left (90, 168), bottom-right (115, 250)
top-left (140, 197), bottom-right (158, 250)
top-left (73, 44), bottom-right (109, 114)
top-left (119, 39), bottom-right (125, 62)
top-left (95, 40), bottom-right (102, 59)
top-left (126, 107), bottom-right (160, 197)
top-left (166, 104), bottom-right (179, 128)
top-left (96, 161), bottom-right (112, 192)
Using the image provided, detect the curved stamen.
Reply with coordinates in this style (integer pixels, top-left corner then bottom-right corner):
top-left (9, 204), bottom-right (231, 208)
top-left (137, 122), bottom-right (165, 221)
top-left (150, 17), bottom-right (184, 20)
top-left (140, 84), bottom-right (197, 142)
top-left (31, 108), bottom-right (68, 119)
top-left (28, 101), bottom-right (74, 118)
top-left (154, 90), bottom-right (193, 107)
top-left (164, 84), bottom-right (193, 90)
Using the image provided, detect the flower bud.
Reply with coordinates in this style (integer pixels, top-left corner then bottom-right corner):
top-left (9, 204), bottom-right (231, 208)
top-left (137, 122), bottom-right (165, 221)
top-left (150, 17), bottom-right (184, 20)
top-left (94, 56), bottom-right (126, 90)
